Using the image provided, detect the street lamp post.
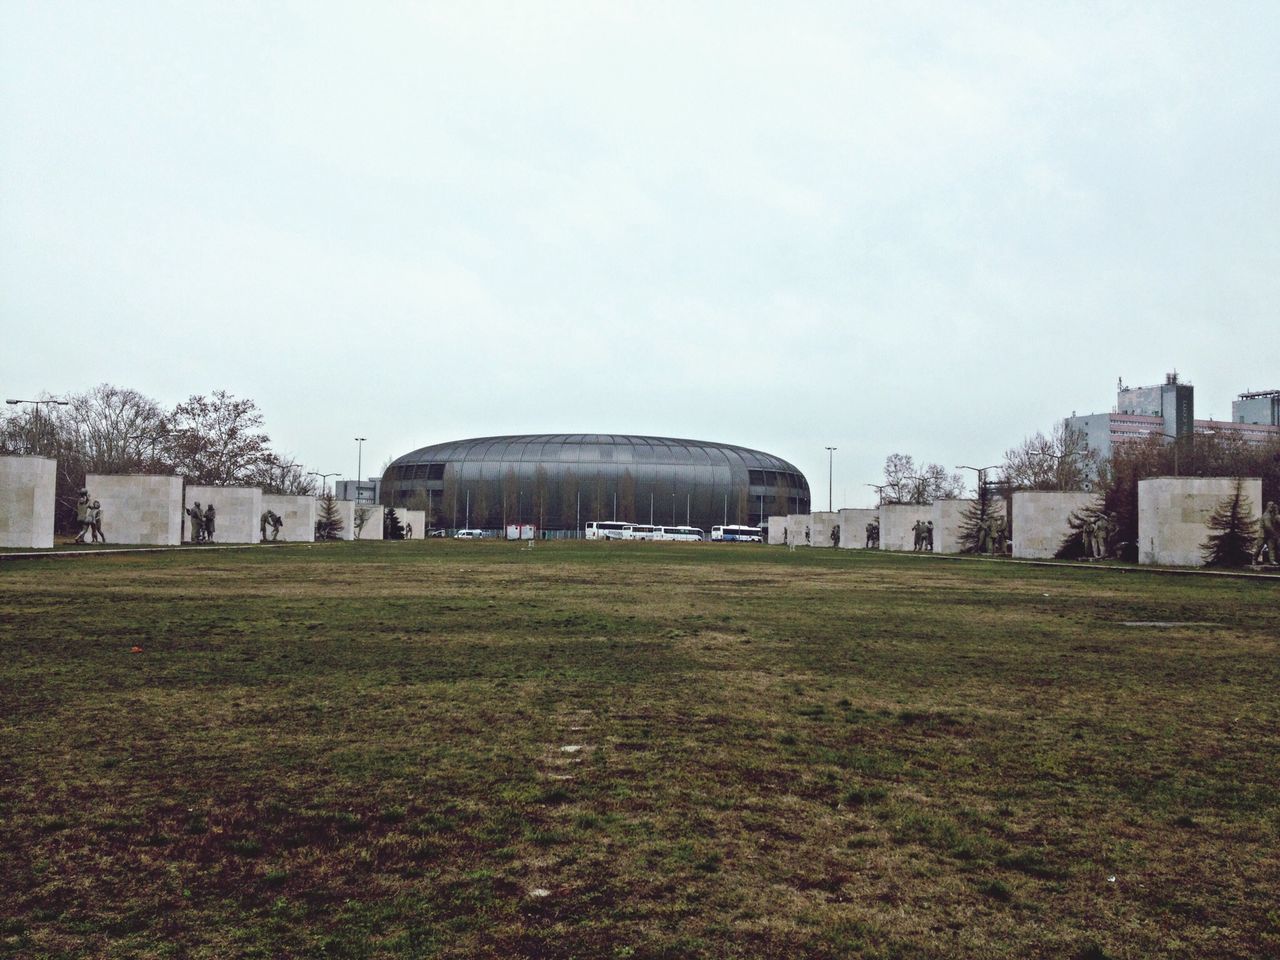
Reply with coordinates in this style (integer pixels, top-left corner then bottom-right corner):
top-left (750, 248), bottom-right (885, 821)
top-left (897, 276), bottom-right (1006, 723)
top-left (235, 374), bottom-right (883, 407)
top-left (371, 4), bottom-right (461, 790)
top-left (956, 465), bottom-right (1000, 497)
top-left (1154, 430), bottom-right (1210, 477)
top-left (825, 446), bottom-right (837, 512)
top-left (354, 437), bottom-right (367, 501)
top-left (6, 398), bottom-right (69, 455)
top-left (865, 483), bottom-right (889, 505)
top-left (307, 471), bottom-right (339, 495)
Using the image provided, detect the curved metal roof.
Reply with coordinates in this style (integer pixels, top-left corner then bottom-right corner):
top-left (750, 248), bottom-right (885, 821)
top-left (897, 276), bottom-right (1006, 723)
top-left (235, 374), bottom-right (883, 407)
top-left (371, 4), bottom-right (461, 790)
top-left (389, 434), bottom-right (803, 474)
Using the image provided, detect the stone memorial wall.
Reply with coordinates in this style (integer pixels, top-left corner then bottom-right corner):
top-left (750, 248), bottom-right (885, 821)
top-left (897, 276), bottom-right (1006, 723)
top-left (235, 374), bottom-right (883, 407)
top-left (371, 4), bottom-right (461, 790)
top-left (86, 473), bottom-right (183, 545)
top-left (1138, 477), bottom-right (1262, 567)
top-left (879, 503), bottom-right (933, 552)
top-left (322, 498), bottom-right (356, 541)
top-left (184, 485), bottom-right (263, 544)
top-left (837, 508), bottom-right (880, 548)
top-left (784, 514), bottom-right (812, 546)
top-left (767, 515), bottom-right (788, 545)
top-left (1011, 491), bottom-right (1096, 559)
top-left (351, 501), bottom-right (384, 540)
top-left (0, 455), bottom-right (56, 549)
top-left (261, 494), bottom-right (316, 543)
top-left (808, 511), bottom-right (840, 548)
top-left (394, 508), bottom-right (426, 538)
top-left (928, 499), bottom-right (972, 554)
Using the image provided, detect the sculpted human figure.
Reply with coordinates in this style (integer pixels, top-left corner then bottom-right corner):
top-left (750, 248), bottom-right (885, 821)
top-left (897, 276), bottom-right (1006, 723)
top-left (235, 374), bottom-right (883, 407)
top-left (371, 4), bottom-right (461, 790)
top-left (925, 520), bottom-right (934, 552)
top-left (187, 501), bottom-right (204, 543)
top-left (91, 500), bottom-right (105, 544)
top-left (830, 524), bottom-right (840, 548)
top-left (804, 525), bottom-right (811, 545)
top-left (991, 516), bottom-right (1007, 555)
top-left (261, 510), bottom-right (283, 541)
top-left (74, 489), bottom-right (92, 543)
top-left (1256, 501), bottom-right (1280, 565)
top-left (204, 504), bottom-right (217, 543)
top-left (1080, 517), bottom-right (1095, 559)
top-left (405, 522), bottom-right (413, 540)
top-left (1094, 513), bottom-right (1115, 559)
top-left (976, 516), bottom-right (991, 554)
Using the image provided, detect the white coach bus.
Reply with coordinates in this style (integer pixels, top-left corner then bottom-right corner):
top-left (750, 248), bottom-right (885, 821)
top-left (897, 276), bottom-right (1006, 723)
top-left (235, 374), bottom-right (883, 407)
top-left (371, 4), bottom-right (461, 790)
top-left (623, 524), bottom-right (658, 540)
top-left (585, 521), bottom-right (630, 540)
top-left (655, 526), bottom-right (704, 542)
top-left (711, 524), bottom-right (763, 542)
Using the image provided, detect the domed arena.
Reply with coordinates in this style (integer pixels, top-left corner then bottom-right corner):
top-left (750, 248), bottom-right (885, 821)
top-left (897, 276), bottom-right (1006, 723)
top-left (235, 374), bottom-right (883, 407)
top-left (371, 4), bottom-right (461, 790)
top-left (382, 434), bottom-right (810, 534)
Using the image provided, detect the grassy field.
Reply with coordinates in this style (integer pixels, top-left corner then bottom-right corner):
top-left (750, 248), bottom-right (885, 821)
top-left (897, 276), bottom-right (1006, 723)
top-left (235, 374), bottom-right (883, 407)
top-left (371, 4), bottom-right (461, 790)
top-left (1, 541), bottom-right (1277, 959)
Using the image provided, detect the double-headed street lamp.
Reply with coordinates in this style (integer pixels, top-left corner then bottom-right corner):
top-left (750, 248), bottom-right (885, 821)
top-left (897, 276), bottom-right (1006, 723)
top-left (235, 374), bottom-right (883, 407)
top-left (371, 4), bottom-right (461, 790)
top-left (865, 483), bottom-right (889, 505)
top-left (956, 464), bottom-right (1000, 495)
top-left (308, 471), bottom-right (339, 495)
top-left (6, 397), bottom-right (69, 455)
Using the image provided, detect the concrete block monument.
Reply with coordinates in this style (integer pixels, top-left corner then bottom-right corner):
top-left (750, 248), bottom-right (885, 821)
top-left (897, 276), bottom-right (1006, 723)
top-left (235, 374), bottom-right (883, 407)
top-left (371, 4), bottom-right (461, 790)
top-left (1138, 477), bottom-right (1262, 567)
top-left (1011, 491), bottom-right (1096, 559)
top-left (184, 485), bottom-right (262, 544)
top-left (784, 514), bottom-right (812, 546)
top-left (261, 494), bottom-right (316, 542)
top-left (351, 501), bottom-right (384, 541)
top-left (393, 508), bottom-right (426, 538)
top-left (320, 497), bottom-right (356, 541)
top-left (837, 508), bottom-right (879, 548)
top-left (0, 456), bottom-right (56, 549)
top-left (85, 473), bottom-right (183, 545)
top-left (880, 503), bottom-right (933, 552)
top-left (808, 511), bottom-right (840, 548)
top-left (767, 515), bottom-right (788, 545)
top-left (929, 499), bottom-right (972, 554)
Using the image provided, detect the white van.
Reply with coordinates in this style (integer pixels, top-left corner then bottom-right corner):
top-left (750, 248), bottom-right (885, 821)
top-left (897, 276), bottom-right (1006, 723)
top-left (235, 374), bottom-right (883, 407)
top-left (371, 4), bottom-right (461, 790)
top-left (454, 529), bottom-right (485, 539)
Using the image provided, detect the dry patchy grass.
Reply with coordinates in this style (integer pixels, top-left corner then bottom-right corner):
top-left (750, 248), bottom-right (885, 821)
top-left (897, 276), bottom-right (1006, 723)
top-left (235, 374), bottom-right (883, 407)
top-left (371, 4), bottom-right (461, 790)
top-left (1, 541), bottom-right (1278, 959)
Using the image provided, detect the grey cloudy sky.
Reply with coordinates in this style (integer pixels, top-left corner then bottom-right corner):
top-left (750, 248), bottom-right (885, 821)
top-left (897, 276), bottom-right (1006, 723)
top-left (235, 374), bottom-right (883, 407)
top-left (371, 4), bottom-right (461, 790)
top-left (3, 1), bottom-right (1277, 506)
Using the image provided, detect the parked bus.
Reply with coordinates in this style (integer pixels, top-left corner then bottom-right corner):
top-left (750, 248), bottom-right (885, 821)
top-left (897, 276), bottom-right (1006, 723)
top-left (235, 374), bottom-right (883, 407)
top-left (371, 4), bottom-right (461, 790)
top-left (711, 524), bottom-right (762, 542)
top-left (655, 526), bottom-right (704, 542)
top-left (623, 524), bottom-right (657, 540)
top-left (585, 521), bottom-right (630, 540)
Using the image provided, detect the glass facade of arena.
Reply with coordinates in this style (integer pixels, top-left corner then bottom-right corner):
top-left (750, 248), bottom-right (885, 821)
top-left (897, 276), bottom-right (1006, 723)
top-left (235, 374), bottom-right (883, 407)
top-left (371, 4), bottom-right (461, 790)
top-left (381, 434), bottom-right (810, 533)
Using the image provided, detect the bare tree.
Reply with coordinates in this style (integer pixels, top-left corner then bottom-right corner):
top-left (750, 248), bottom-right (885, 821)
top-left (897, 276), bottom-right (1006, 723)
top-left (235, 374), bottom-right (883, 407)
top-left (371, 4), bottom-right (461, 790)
top-left (882, 454), bottom-right (966, 503)
top-left (248, 454), bottom-right (318, 496)
top-left (164, 391), bottom-right (274, 485)
top-left (1002, 423), bottom-right (1096, 491)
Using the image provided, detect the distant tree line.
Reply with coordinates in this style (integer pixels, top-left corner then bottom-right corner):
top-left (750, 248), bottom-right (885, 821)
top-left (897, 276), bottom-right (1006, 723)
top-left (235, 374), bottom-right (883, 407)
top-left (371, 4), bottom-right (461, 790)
top-left (0, 384), bottom-right (315, 533)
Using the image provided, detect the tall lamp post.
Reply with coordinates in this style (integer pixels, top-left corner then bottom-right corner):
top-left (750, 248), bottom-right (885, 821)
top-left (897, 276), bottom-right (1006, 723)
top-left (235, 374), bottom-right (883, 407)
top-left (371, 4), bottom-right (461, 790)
top-left (5, 398), bottom-right (69, 455)
top-left (956, 465), bottom-right (1000, 497)
top-left (825, 446), bottom-right (837, 512)
top-left (865, 483), bottom-right (889, 505)
top-left (1155, 430), bottom-right (1210, 477)
top-left (308, 471), bottom-right (339, 495)
top-left (354, 437), bottom-right (367, 501)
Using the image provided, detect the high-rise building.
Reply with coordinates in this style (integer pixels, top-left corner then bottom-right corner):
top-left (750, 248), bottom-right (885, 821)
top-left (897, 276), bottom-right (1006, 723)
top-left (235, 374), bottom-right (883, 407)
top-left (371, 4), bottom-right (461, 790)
top-left (1065, 373), bottom-right (1280, 462)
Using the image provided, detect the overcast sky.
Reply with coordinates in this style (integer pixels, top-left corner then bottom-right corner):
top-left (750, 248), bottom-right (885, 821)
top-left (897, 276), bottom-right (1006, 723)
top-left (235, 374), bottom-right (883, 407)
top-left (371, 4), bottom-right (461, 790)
top-left (3, 2), bottom-right (1277, 506)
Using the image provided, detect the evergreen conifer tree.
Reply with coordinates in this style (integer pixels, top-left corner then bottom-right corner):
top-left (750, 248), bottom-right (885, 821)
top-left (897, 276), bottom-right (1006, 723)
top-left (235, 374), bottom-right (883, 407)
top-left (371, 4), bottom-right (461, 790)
top-left (1201, 479), bottom-right (1258, 567)
top-left (958, 480), bottom-right (998, 553)
top-left (383, 506), bottom-right (405, 540)
top-left (1056, 495), bottom-right (1107, 559)
top-left (315, 492), bottom-right (344, 540)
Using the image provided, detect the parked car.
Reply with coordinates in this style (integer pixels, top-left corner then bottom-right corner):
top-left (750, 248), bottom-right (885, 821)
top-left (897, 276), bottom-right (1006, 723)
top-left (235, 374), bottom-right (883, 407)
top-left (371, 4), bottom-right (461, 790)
top-left (427, 528), bottom-right (446, 538)
top-left (454, 529), bottom-right (485, 539)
